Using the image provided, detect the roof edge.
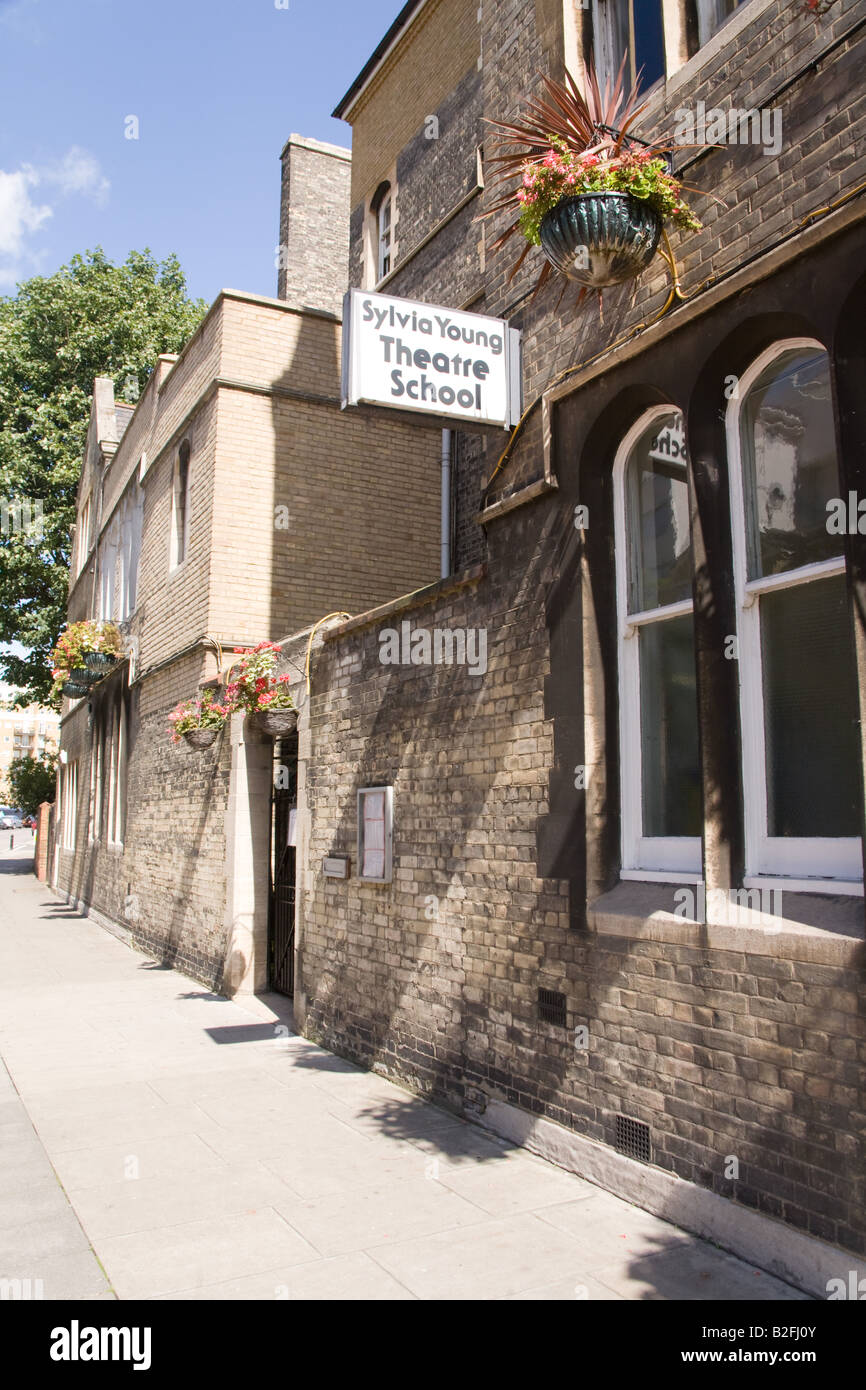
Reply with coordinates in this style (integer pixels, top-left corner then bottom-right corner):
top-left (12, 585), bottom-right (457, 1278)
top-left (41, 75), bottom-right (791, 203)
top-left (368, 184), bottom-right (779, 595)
top-left (332, 0), bottom-right (432, 121)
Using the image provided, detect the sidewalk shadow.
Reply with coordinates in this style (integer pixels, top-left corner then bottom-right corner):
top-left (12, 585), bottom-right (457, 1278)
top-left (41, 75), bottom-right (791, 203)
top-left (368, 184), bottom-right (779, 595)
top-left (0, 860), bottom-right (35, 876)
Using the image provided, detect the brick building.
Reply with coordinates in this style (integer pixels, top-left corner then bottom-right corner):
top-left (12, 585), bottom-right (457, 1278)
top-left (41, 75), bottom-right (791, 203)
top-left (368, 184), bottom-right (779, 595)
top-left (290, 0), bottom-right (866, 1294)
top-left (52, 134), bottom-right (442, 992)
top-left (0, 689), bottom-right (59, 802)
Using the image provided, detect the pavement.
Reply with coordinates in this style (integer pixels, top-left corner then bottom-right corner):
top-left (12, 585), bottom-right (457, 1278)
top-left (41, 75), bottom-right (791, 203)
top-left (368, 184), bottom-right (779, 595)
top-left (0, 839), bottom-right (810, 1301)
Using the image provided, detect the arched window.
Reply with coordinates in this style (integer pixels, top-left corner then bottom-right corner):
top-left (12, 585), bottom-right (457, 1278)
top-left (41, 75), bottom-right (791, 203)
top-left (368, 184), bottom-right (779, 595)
top-left (614, 408), bottom-right (701, 877)
top-left (727, 341), bottom-right (861, 887)
top-left (371, 181), bottom-right (392, 283)
top-left (171, 440), bottom-right (191, 570)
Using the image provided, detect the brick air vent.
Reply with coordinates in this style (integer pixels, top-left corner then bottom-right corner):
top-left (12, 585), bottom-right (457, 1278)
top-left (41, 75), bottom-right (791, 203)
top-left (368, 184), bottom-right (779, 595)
top-left (538, 988), bottom-right (567, 1028)
top-left (615, 1114), bottom-right (651, 1164)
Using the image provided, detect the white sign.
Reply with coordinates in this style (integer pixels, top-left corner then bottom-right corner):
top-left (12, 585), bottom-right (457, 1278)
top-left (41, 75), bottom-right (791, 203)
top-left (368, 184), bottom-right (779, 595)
top-left (342, 289), bottom-right (522, 430)
top-left (648, 419), bottom-right (688, 466)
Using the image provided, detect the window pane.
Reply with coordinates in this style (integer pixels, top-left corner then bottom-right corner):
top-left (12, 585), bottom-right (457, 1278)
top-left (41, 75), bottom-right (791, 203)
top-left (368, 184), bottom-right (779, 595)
top-left (696, 0), bottom-right (741, 48)
top-left (627, 413), bottom-right (692, 612)
top-left (761, 575), bottom-right (860, 838)
top-left (633, 0), bottom-right (665, 89)
top-left (594, 1), bottom-right (664, 90)
top-left (640, 614), bottom-right (702, 837)
top-left (594, 0), bottom-right (629, 84)
top-left (740, 349), bottom-right (841, 580)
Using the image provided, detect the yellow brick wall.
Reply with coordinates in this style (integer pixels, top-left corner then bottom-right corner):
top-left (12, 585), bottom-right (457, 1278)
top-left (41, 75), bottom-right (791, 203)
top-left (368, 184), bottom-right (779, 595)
top-left (68, 290), bottom-right (443, 677)
top-left (135, 390), bottom-right (218, 675)
top-left (218, 295), bottom-right (341, 399)
top-left (208, 384), bottom-right (442, 645)
top-left (347, 0), bottom-right (481, 208)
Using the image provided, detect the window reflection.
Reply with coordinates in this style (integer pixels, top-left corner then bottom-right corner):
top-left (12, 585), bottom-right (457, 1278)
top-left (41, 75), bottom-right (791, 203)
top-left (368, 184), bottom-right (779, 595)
top-left (740, 349), bottom-right (842, 579)
top-left (627, 413), bottom-right (692, 612)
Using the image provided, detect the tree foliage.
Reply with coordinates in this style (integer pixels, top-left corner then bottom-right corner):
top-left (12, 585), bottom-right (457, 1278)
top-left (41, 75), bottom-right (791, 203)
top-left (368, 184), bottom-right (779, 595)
top-left (0, 248), bottom-right (207, 702)
top-left (5, 753), bottom-right (57, 816)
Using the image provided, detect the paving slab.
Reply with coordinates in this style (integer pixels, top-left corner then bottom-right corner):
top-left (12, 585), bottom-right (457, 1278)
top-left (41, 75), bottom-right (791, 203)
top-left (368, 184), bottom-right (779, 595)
top-left (154, 1252), bottom-right (416, 1301)
top-left (0, 847), bottom-right (811, 1302)
top-left (99, 1209), bottom-right (319, 1300)
top-left (0, 1056), bottom-right (113, 1301)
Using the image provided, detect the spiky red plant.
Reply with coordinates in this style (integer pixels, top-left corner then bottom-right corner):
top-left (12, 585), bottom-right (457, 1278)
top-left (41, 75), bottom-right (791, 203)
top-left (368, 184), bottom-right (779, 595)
top-left (484, 56), bottom-right (690, 302)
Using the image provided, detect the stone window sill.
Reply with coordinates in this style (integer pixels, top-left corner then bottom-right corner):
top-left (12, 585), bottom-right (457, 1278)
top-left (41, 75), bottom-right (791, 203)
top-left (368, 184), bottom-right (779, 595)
top-left (588, 879), bottom-right (864, 967)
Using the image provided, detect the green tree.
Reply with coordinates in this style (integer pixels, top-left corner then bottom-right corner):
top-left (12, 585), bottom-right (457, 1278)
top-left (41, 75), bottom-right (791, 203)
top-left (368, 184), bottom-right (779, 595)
top-left (5, 753), bottom-right (57, 817)
top-left (0, 248), bottom-right (207, 702)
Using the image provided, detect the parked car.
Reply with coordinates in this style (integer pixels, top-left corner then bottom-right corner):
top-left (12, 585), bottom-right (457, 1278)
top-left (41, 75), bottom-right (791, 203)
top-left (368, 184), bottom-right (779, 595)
top-left (0, 810), bottom-right (24, 829)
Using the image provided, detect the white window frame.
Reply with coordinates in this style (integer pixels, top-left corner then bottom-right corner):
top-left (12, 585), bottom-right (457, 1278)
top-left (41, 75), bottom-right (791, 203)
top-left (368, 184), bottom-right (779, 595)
top-left (377, 191), bottom-right (392, 283)
top-left (104, 700), bottom-right (126, 849)
top-left (614, 406), bottom-right (702, 880)
top-left (98, 542), bottom-right (117, 622)
top-left (726, 338), bottom-right (862, 890)
top-left (88, 727), bottom-right (102, 844)
top-left (120, 486), bottom-right (143, 620)
top-left (357, 785), bottom-right (394, 883)
top-left (170, 443), bottom-right (191, 572)
top-left (77, 495), bottom-right (92, 577)
top-left (62, 762), bottom-right (78, 850)
top-left (110, 700), bottom-right (126, 848)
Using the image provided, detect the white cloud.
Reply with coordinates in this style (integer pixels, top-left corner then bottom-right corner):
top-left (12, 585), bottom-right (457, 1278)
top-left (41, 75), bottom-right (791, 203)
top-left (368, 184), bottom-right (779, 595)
top-left (0, 146), bottom-right (110, 287)
top-left (41, 147), bottom-right (110, 206)
top-left (0, 167), bottom-right (52, 258)
top-left (0, 0), bottom-right (43, 42)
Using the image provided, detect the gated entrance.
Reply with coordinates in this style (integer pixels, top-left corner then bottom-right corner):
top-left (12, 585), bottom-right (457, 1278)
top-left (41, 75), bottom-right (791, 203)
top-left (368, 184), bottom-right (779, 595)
top-left (269, 733), bottom-right (297, 996)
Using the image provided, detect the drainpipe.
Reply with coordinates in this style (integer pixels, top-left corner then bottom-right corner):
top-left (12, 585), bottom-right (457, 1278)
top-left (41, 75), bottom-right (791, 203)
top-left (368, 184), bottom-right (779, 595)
top-left (440, 429), bottom-right (452, 579)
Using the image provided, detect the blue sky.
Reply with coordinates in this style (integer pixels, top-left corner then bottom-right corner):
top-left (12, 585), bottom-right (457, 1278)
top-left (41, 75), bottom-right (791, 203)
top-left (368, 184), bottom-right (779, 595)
top-left (0, 0), bottom-right (402, 303)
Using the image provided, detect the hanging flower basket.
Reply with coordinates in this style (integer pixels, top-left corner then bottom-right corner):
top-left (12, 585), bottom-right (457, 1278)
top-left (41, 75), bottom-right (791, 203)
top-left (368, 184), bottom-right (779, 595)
top-left (182, 727), bottom-right (220, 750)
top-left (249, 708), bottom-right (298, 739)
top-left (484, 60), bottom-right (705, 307)
top-left (225, 642), bottom-right (297, 739)
top-left (61, 679), bottom-right (90, 700)
top-left (84, 650), bottom-right (120, 675)
top-left (539, 192), bottom-right (662, 288)
top-left (168, 689), bottom-right (230, 748)
top-left (49, 619), bottom-right (124, 705)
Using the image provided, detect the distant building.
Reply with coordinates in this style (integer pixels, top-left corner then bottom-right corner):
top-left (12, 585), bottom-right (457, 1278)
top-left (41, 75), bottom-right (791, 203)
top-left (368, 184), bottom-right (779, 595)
top-left (0, 690), bottom-right (59, 802)
top-left (51, 132), bottom-right (442, 991)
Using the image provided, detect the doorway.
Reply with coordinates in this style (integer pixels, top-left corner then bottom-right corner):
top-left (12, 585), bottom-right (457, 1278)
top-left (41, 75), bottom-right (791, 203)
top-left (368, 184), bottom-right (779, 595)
top-left (269, 733), bottom-right (298, 996)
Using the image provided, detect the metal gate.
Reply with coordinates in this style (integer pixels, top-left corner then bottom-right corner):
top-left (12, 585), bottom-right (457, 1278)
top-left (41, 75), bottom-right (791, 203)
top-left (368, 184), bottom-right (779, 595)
top-left (269, 734), bottom-right (298, 996)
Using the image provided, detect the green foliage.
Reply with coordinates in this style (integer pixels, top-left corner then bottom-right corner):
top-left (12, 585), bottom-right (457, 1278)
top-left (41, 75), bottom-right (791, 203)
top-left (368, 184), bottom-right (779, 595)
top-left (517, 142), bottom-right (702, 247)
top-left (167, 689), bottom-right (232, 743)
top-left (0, 248), bottom-right (207, 703)
top-left (6, 753), bottom-right (57, 817)
top-left (49, 619), bottom-right (123, 703)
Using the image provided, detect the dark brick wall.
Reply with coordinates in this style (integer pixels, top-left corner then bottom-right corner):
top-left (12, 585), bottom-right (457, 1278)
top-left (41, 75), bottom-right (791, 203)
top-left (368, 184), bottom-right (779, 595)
top-left (395, 67), bottom-right (484, 275)
top-left (301, 453), bottom-right (866, 1255)
top-left (481, 0), bottom-right (866, 477)
top-left (300, 0), bottom-right (866, 1256)
top-left (452, 430), bottom-right (488, 571)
